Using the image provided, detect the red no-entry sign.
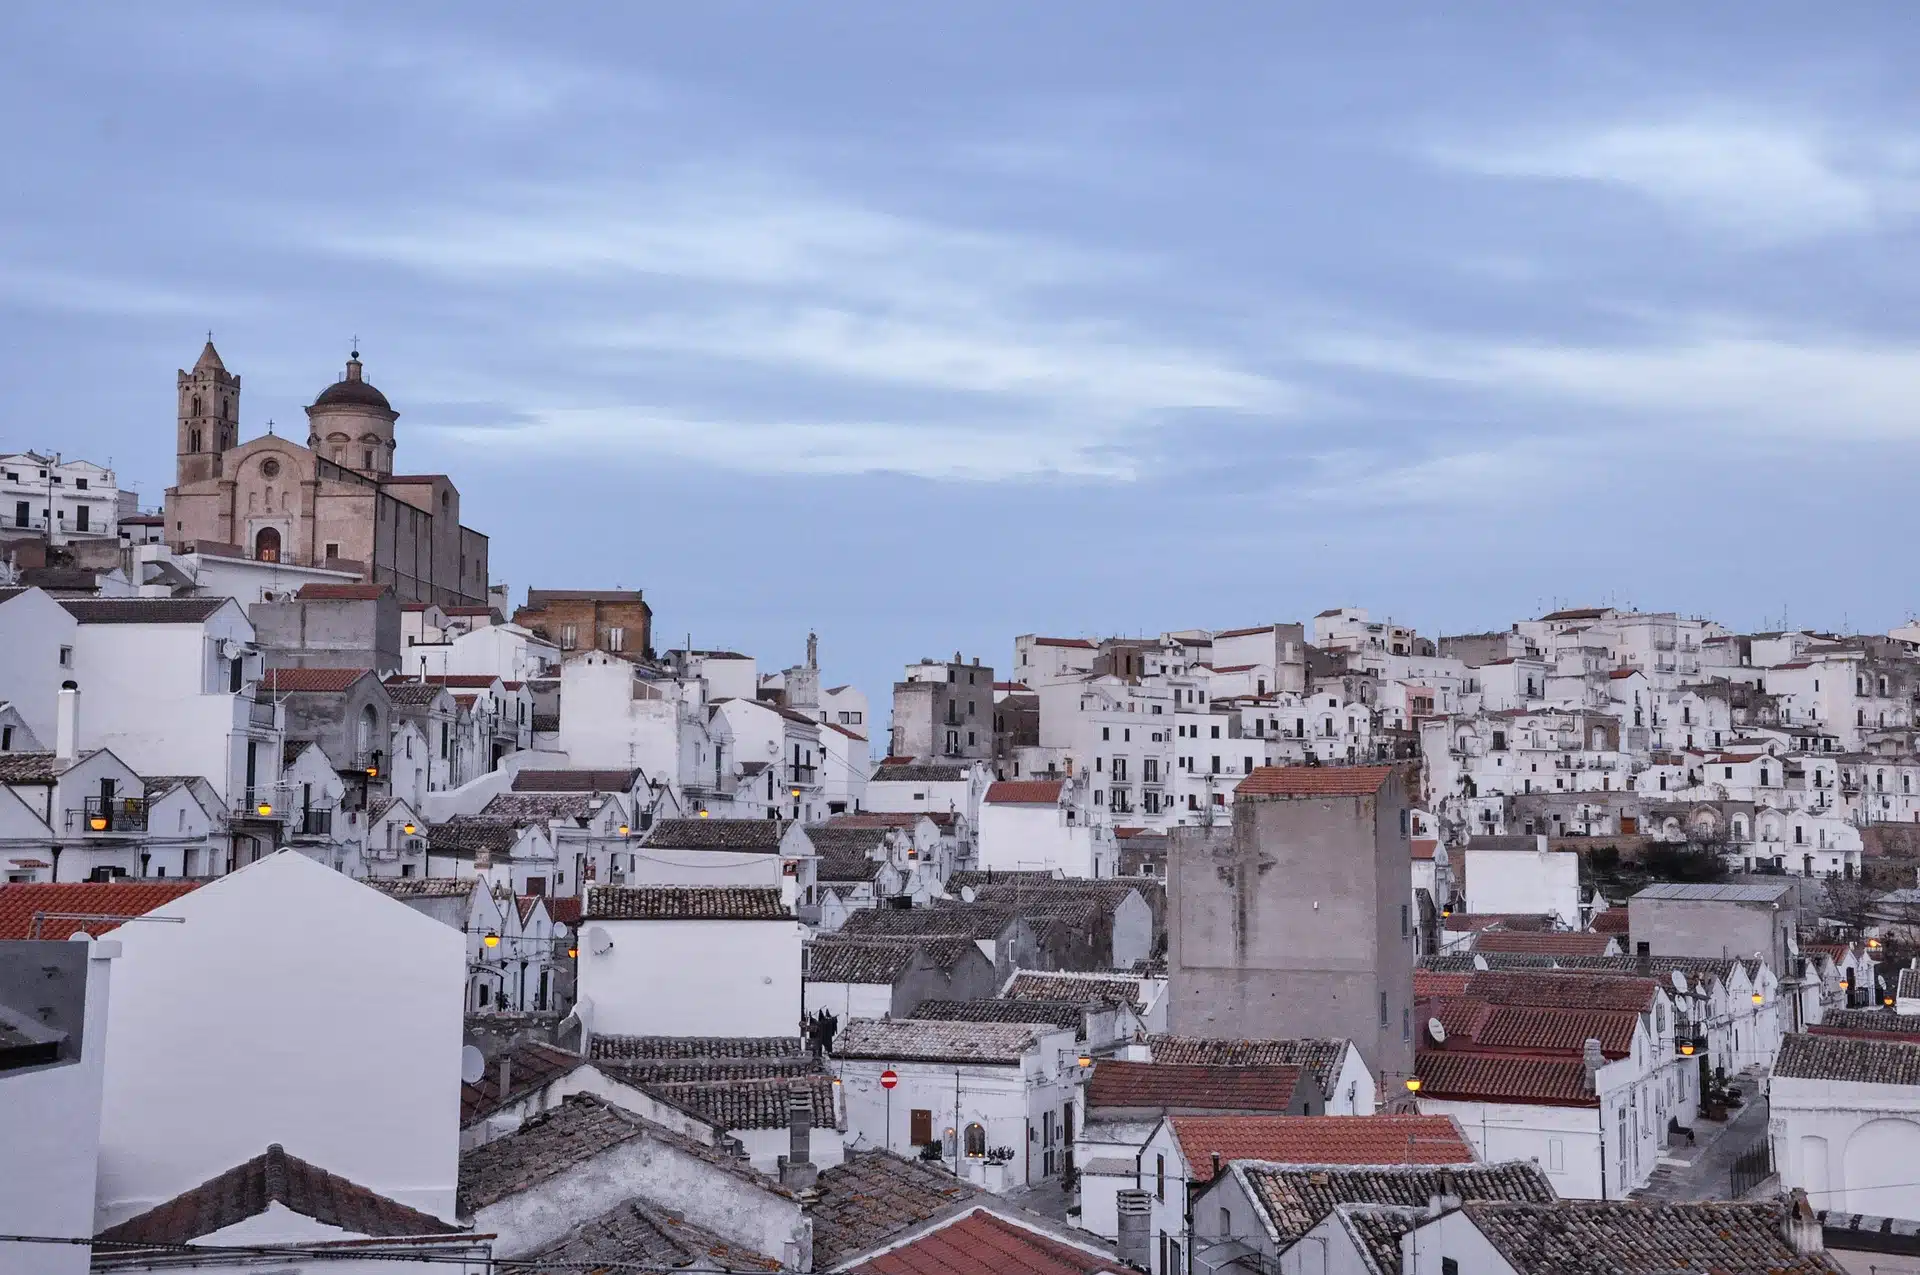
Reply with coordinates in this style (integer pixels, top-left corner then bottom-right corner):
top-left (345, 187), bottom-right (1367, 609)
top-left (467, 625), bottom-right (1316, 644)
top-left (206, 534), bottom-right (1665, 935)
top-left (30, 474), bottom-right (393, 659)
top-left (880, 1069), bottom-right (899, 1089)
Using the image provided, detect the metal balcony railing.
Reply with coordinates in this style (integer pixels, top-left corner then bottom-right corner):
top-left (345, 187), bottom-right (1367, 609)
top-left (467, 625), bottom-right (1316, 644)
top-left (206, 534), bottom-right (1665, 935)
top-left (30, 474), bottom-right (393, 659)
top-left (246, 698), bottom-right (278, 729)
top-left (293, 806), bottom-right (335, 837)
top-left (73, 796), bottom-right (149, 833)
top-left (786, 764), bottom-right (818, 785)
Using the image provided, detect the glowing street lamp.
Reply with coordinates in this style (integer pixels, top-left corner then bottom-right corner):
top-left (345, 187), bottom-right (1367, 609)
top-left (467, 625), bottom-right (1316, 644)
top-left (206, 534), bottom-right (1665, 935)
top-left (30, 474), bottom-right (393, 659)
top-left (1405, 1077), bottom-right (1423, 1093)
top-left (483, 932), bottom-right (500, 949)
top-left (403, 822), bottom-right (417, 835)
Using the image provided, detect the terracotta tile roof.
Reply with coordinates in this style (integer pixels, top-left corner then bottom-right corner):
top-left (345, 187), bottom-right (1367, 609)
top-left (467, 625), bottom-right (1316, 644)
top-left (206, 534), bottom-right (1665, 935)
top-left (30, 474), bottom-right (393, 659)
top-left (1089, 1062), bottom-right (1302, 1113)
top-left (527, 1198), bottom-right (780, 1272)
top-left (97, 1143), bottom-right (456, 1246)
top-left (259, 666), bottom-right (377, 693)
top-left (1005, 971), bottom-right (1152, 1012)
top-left (1810, 1009), bottom-right (1920, 1040)
top-left (459, 1042), bottom-right (586, 1125)
top-left (545, 896), bottom-right (581, 926)
top-left (363, 877), bottom-right (475, 900)
top-left (809, 1151), bottom-right (988, 1271)
top-left (1464, 1005), bottom-right (1639, 1059)
top-left (1472, 931), bottom-right (1616, 957)
top-left (873, 763), bottom-right (969, 783)
top-left (1215, 625), bottom-right (1281, 639)
top-left (58, 597), bottom-right (226, 624)
top-left (1460, 1200), bottom-right (1844, 1274)
top-left (807, 936), bottom-right (979, 984)
top-left (294, 583), bottom-right (390, 600)
top-left (1592, 909), bottom-right (1630, 934)
top-left (646, 818), bottom-right (791, 851)
top-left (1776, 1032), bottom-right (1920, 1086)
top-left (0, 880), bottom-right (202, 940)
top-left (458, 1094), bottom-right (783, 1215)
top-left (1031, 637), bottom-right (1097, 649)
top-left (1414, 971), bottom-right (1473, 998)
top-left (648, 1074), bottom-right (839, 1132)
top-left (426, 816), bottom-right (519, 856)
top-left (911, 998), bottom-right (1085, 1028)
top-left (509, 767), bottom-right (641, 792)
top-left (480, 792), bottom-right (599, 822)
top-left (984, 780), bottom-right (1065, 804)
top-left (1169, 1115), bottom-right (1475, 1181)
top-left (1236, 765), bottom-right (1399, 798)
top-left (1412, 837), bottom-right (1439, 860)
top-left (1241, 1162), bottom-right (1555, 1245)
top-left (848, 1208), bottom-right (1114, 1275)
top-left (1414, 1050), bottom-right (1598, 1107)
top-left (1442, 912), bottom-right (1558, 934)
top-left (589, 1036), bottom-right (806, 1062)
top-left (597, 1057), bottom-right (820, 1086)
top-left (413, 674), bottom-right (502, 688)
top-left (836, 1018), bottom-right (1051, 1064)
top-left (1144, 1036), bottom-right (1350, 1095)
top-left (1463, 970), bottom-right (1658, 1014)
top-left (583, 886), bottom-right (790, 921)
top-left (384, 681), bottom-right (450, 707)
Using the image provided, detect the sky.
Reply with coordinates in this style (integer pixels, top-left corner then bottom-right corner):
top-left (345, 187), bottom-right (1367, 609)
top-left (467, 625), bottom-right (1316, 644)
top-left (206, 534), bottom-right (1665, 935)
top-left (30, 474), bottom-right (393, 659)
top-left (4, 3), bottom-right (1919, 713)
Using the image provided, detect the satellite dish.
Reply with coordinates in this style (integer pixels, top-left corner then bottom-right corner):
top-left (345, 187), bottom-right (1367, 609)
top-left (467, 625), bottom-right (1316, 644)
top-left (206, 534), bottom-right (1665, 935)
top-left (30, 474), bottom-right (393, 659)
top-left (460, 1045), bottom-right (486, 1085)
top-left (219, 639), bottom-right (245, 661)
top-left (767, 739), bottom-right (781, 756)
top-left (1427, 1017), bottom-right (1447, 1045)
top-left (1670, 970), bottom-right (1688, 994)
top-left (553, 922), bottom-right (570, 938)
top-left (959, 885), bottom-right (977, 903)
top-left (585, 925), bottom-right (614, 956)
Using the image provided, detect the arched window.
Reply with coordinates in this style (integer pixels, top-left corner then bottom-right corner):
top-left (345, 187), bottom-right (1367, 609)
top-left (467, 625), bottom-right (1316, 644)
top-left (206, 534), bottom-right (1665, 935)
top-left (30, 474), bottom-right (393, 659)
top-left (189, 429), bottom-right (202, 452)
top-left (358, 705), bottom-right (377, 757)
top-left (253, 526), bottom-right (281, 562)
top-left (191, 394), bottom-right (202, 417)
top-left (964, 1123), bottom-right (987, 1158)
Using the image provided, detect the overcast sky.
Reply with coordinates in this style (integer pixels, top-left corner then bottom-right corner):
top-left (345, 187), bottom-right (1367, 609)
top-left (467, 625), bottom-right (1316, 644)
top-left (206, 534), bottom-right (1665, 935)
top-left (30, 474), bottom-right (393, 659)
top-left (4, 4), bottom-right (1917, 706)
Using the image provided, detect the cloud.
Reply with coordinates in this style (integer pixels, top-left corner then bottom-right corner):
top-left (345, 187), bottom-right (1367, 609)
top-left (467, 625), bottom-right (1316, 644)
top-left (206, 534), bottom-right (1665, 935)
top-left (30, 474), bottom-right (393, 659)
top-left (0, 264), bottom-right (250, 319)
top-left (1300, 322), bottom-right (1920, 440)
top-left (1431, 115), bottom-right (1918, 243)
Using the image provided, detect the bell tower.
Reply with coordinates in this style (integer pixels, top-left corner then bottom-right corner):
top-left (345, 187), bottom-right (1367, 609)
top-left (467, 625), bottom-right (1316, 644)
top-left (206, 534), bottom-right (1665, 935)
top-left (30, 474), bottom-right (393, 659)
top-left (177, 338), bottom-right (240, 485)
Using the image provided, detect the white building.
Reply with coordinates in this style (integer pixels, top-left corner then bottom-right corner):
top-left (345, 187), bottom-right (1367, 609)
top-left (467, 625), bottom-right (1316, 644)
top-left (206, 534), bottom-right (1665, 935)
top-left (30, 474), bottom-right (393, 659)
top-left (92, 852), bottom-right (466, 1228)
top-left (1460, 836), bottom-right (1580, 928)
top-left (1, 453), bottom-right (121, 543)
top-left (978, 779), bottom-right (1110, 877)
top-left (1771, 1031), bottom-right (1920, 1220)
top-left (576, 885), bottom-right (803, 1042)
top-left (833, 1017), bottom-right (1082, 1194)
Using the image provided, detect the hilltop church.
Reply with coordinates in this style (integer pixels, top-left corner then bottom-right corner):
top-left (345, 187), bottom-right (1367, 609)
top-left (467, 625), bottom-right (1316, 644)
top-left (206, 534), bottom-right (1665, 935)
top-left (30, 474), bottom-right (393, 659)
top-left (164, 341), bottom-right (490, 608)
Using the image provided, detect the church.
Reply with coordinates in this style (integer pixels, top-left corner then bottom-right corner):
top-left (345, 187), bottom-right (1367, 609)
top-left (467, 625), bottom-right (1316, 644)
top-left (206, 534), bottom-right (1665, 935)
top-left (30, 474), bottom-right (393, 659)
top-left (164, 341), bottom-right (490, 608)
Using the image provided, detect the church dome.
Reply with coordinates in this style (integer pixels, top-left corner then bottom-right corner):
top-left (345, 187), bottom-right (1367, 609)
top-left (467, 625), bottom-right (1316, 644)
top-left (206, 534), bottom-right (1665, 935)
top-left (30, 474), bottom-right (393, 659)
top-left (310, 353), bottom-right (393, 412)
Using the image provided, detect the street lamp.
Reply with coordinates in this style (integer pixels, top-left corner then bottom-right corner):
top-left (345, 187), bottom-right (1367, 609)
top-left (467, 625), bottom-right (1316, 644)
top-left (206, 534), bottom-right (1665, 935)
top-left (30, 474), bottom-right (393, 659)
top-left (566, 945), bottom-right (578, 959)
top-left (1405, 1077), bottom-right (1422, 1093)
top-left (256, 801), bottom-right (273, 817)
top-left (88, 814), bottom-right (107, 832)
top-left (1751, 992), bottom-right (1764, 1005)
top-left (1077, 1054), bottom-right (1092, 1069)
top-left (403, 822), bottom-right (417, 835)
top-left (483, 932), bottom-right (500, 949)
top-left (618, 824), bottom-right (630, 836)
top-left (791, 787), bottom-right (802, 798)
top-left (1679, 1041), bottom-right (1696, 1057)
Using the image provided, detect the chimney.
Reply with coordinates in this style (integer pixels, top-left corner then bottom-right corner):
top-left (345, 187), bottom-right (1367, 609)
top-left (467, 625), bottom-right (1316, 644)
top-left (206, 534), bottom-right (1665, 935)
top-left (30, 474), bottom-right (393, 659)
top-left (778, 1083), bottom-right (817, 1190)
top-left (1116, 1190), bottom-right (1153, 1270)
top-left (498, 1052), bottom-right (512, 1100)
top-left (1782, 1188), bottom-right (1823, 1254)
top-left (1427, 1167), bottom-right (1461, 1218)
top-left (1210, 1151), bottom-right (1222, 1180)
top-left (1582, 1037), bottom-right (1604, 1092)
top-left (56, 681), bottom-right (79, 762)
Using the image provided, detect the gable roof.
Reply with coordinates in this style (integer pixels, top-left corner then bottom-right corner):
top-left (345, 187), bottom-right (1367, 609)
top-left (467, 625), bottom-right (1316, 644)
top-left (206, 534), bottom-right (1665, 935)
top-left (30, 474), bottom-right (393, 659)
top-left (528, 1198), bottom-right (780, 1273)
top-left (1236, 765), bottom-right (1399, 798)
top-left (1005, 971), bottom-right (1152, 1013)
top-left (96, 1143), bottom-right (456, 1247)
top-left (1089, 1062), bottom-right (1302, 1113)
top-left (0, 880), bottom-right (203, 940)
top-left (1459, 1200), bottom-right (1842, 1275)
top-left (383, 680), bottom-right (451, 707)
top-left (984, 780), bottom-right (1065, 805)
top-left (911, 998), bottom-right (1086, 1028)
top-left (584, 886), bottom-right (790, 921)
top-left (425, 816), bottom-right (521, 856)
top-left (806, 936), bottom-right (980, 985)
top-left (1414, 1051), bottom-right (1600, 1107)
top-left (1472, 930), bottom-right (1617, 957)
top-left (1144, 1036), bottom-right (1351, 1096)
top-left (1776, 1032), bottom-right (1920, 1086)
top-left (459, 1042), bottom-right (586, 1125)
top-left (872, 764), bottom-right (968, 783)
top-left (1239, 1161), bottom-right (1556, 1246)
top-left (847, 1208), bottom-right (1115, 1275)
top-left (646, 818), bottom-right (792, 851)
top-left (260, 667), bottom-right (374, 694)
top-left (509, 767), bottom-right (641, 792)
top-left (58, 597), bottom-right (227, 624)
top-left (809, 1151), bottom-right (989, 1270)
top-left (836, 1018), bottom-right (1051, 1064)
top-left (1169, 1115), bottom-right (1475, 1182)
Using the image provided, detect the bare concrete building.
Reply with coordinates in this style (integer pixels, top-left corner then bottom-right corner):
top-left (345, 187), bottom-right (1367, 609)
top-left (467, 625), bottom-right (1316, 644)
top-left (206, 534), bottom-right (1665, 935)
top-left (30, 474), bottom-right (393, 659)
top-left (248, 582), bottom-right (401, 674)
top-left (889, 655), bottom-right (994, 762)
top-left (1627, 880), bottom-right (1797, 975)
top-left (1167, 764), bottom-right (1417, 1082)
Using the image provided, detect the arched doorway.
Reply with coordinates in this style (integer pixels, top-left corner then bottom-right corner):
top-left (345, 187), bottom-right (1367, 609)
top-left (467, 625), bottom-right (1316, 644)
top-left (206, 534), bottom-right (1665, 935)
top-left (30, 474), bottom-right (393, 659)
top-left (1844, 1118), bottom-right (1920, 1216)
top-left (253, 526), bottom-right (282, 562)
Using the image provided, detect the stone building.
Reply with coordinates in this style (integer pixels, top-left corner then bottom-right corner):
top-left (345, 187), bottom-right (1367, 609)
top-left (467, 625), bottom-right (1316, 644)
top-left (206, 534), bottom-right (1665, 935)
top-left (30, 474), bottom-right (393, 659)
top-left (164, 341), bottom-right (490, 607)
top-left (890, 655), bottom-right (996, 762)
top-left (512, 589), bottom-right (653, 659)
top-left (1167, 763), bottom-right (1417, 1081)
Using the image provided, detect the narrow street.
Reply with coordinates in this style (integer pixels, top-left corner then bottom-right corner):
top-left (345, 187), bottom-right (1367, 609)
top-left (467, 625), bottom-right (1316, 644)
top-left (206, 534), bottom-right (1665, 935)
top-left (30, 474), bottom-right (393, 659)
top-left (1634, 1074), bottom-right (1773, 1202)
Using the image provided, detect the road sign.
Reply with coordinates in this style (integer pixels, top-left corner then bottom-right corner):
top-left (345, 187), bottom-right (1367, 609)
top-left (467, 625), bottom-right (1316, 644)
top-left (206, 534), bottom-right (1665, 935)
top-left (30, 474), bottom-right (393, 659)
top-left (880, 1069), bottom-right (899, 1090)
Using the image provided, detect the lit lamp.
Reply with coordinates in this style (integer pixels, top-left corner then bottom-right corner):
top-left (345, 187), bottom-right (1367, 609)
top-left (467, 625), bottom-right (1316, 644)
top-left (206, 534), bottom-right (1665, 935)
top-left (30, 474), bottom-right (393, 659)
top-left (1077, 1054), bottom-right (1093, 1068)
top-left (88, 814), bottom-right (107, 831)
top-left (1840, 979), bottom-right (1851, 991)
top-left (698, 809), bottom-right (710, 819)
top-left (256, 801), bottom-right (273, 817)
top-left (1886, 995), bottom-right (1897, 1007)
top-left (566, 945), bottom-right (579, 959)
top-left (1868, 938), bottom-right (1882, 950)
top-left (1679, 1041), bottom-right (1696, 1056)
top-left (791, 787), bottom-right (802, 798)
top-left (618, 824), bottom-right (630, 836)
top-left (1405, 1077), bottom-right (1422, 1093)
top-left (1751, 992), bottom-right (1764, 1005)
top-left (483, 932), bottom-right (500, 949)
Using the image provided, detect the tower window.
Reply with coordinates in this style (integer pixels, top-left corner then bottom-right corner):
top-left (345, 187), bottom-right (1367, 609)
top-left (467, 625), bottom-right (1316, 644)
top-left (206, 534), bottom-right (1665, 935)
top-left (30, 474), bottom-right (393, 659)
top-left (363, 449), bottom-right (374, 469)
top-left (190, 430), bottom-right (202, 452)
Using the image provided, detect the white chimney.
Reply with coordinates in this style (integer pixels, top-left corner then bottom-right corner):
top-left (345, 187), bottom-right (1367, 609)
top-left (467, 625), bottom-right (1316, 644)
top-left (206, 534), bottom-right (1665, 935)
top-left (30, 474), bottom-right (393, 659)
top-left (56, 681), bottom-right (80, 762)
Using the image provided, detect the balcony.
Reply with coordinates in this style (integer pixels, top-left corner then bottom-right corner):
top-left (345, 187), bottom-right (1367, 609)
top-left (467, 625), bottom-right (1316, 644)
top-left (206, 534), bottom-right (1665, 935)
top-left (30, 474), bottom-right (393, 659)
top-left (291, 805), bottom-right (335, 838)
top-left (244, 697), bottom-right (278, 729)
top-left (232, 786), bottom-right (292, 822)
top-left (786, 764), bottom-right (818, 786)
top-left (72, 796), bottom-right (149, 834)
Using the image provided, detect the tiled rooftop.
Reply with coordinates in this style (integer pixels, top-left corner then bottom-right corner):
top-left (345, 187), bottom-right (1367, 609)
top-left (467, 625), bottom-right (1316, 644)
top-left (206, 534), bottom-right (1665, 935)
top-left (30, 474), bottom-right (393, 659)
top-left (1414, 1051), bottom-right (1599, 1107)
top-left (910, 998), bottom-right (1086, 1028)
top-left (58, 597), bottom-right (227, 624)
top-left (646, 1074), bottom-right (841, 1132)
top-left (808, 1151), bottom-right (988, 1270)
top-left (646, 818), bottom-right (792, 851)
top-left (1169, 1115), bottom-right (1475, 1182)
top-left (478, 791), bottom-right (600, 822)
top-left (259, 667), bottom-right (373, 693)
top-left (362, 877), bottom-right (475, 900)
top-left (459, 1041), bottom-right (585, 1125)
top-left (806, 936), bottom-right (979, 984)
top-left (1810, 1008), bottom-right (1920, 1040)
top-left (589, 1036), bottom-right (807, 1061)
top-left (1144, 1036), bottom-right (1350, 1096)
top-left (1235, 765), bottom-right (1399, 798)
top-left (1089, 1062), bottom-right (1302, 1113)
top-left (583, 885), bottom-right (790, 921)
top-left (1776, 1032), bottom-right (1920, 1086)
top-left (1460, 1200), bottom-right (1842, 1274)
top-left (1472, 930), bottom-right (1617, 957)
top-left (1241, 1161), bottom-right (1555, 1244)
top-left (527, 1198), bottom-right (780, 1273)
top-left (806, 825), bottom-right (893, 855)
top-left (509, 767), bottom-right (641, 792)
top-left (0, 880), bottom-right (202, 940)
top-left (98, 1143), bottom-right (457, 1246)
top-left (426, 816), bottom-right (519, 856)
top-left (1462, 970), bottom-right (1659, 1013)
top-left (836, 1018), bottom-right (1050, 1064)
top-left (871, 764), bottom-right (969, 783)
top-left (1003, 970), bottom-right (1152, 1012)
top-left (983, 780), bottom-right (1066, 804)
top-left (846, 1208), bottom-right (1115, 1275)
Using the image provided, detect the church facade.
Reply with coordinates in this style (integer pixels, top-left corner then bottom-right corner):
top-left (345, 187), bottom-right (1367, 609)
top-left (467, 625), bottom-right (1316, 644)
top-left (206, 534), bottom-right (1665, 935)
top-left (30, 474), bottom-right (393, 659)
top-left (164, 341), bottom-right (490, 608)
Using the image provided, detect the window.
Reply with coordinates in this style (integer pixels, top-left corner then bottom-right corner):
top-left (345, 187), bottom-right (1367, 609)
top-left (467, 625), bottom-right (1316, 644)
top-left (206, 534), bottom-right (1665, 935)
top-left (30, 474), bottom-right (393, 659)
top-left (325, 542), bottom-right (340, 559)
top-left (1, 726), bottom-right (10, 750)
top-left (1379, 992), bottom-right (1388, 1028)
top-left (439, 722), bottom-right (450, 760)
top-left (910, 1108), bottom-right (933, 1146)
top-left (1548, 1138), bottom-right (1564, 1171)
top-left (75, 506), bottom-right (89, 531)
top-left (12, 502), bottom-right (26, 528)
top-left (964, 1123), bottom-right (986, 1157)
top-left (229, 658), bottom-right (244, 693)
top-left (1102, 727), bottom-right (1110, 741)
top-left (1218, 1207), bottom-right (1232, 1236)
top-left (1155, 1153), bottom-right (1166, 1201)
top-left (362, 449), bottom-right (374, 469)
top-left (1210, 724), bottom-right (1220, 739)
top-left (561, 624), bottom-right (577, 649)
top-left (1443, 1260), bottom-right (1460, 1275)
top-left (75, 477), bottom-right (88, 490)
top-left (1401, 903), bottom-right (1409, 937)
top-left (1210, 756), bottom-right (1220, 773)
top-left (607, 626), bottom-right (625, 652)
top-left (58, 645), bottom-right (73, 669)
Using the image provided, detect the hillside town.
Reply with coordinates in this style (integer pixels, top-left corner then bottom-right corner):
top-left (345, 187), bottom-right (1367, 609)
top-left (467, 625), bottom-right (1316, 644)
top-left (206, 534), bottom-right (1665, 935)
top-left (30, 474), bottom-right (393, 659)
top-left (8, 342), bottom-right (1920, 1274)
